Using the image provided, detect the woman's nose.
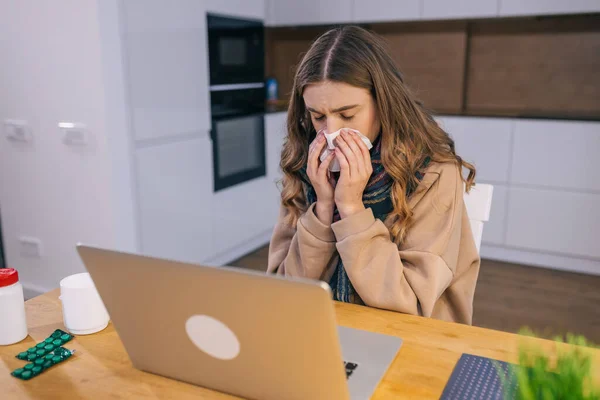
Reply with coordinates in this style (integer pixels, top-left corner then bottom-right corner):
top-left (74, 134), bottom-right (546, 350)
top-left (326, 120), bottom-right (343, 134)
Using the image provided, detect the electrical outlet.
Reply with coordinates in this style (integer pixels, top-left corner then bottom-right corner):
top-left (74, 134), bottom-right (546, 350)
top-left (4, 119), bottom-right (32, 142)
top-left (59, 122), bottom-right (88, 146)
top-left (18, 236), bottom-right (43, 258)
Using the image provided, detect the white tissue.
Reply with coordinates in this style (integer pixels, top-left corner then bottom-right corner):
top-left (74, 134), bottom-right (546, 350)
top-left (319, 129), bottom-right (373, 172)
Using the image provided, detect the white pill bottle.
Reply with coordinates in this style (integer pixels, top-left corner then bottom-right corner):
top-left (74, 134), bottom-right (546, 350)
top-left (0, 268), bottom-right (28, 345)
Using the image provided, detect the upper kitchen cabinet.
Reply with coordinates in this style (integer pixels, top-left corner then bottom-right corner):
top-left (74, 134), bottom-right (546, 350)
top-left (498, 0), bottom-right (600, 17)
top-left (422, 0), bottom-right (498, 20)
top-left (353, 0), bottom-right (421, 23)
top-left (204, 0), bottom-right (266, 20)
top-left (266, 0), bottom-right (353, 26)
top-left (121, 0), bottom-right (211, 142)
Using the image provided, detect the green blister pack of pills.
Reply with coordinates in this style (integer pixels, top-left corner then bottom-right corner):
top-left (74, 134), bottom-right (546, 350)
top-left (12, 347), bottom-right (74, 380)
top-left (16, 329), bottom-right (73, 362)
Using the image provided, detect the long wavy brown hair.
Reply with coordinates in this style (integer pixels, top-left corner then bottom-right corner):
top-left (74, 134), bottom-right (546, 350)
top-left (280, 26), bottom-right (476, 245)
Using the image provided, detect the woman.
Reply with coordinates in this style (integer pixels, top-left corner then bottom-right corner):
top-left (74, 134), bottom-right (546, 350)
top-left (267, 26), bottom-right (480, 325)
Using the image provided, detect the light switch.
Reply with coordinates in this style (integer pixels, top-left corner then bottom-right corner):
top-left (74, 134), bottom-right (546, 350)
top-left (59, 122), bottom-right (88, 146)
top-left (4, 119), bottom-right (32, 142)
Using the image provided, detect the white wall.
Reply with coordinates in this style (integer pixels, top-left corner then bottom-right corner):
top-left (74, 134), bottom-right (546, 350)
top-left (0, 0), bottom-right (136, 295)
top-left (97, 0), bottom-right (138, 253)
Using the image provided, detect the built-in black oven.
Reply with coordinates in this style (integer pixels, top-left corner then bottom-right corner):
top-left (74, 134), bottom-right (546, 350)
top-left (207, 14), bottom-right (264, 87)
top-left (210, 88), bottom-right (266, 192)
top-left (207, 13), bottom-right (266, 192)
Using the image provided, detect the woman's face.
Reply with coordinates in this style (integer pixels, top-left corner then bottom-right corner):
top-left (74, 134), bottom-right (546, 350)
top-left (303, 80), bottom-right (381, 143)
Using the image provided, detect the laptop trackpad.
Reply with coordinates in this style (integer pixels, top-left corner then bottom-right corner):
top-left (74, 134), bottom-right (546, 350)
top-left (338, 326), bottom-right (402, 400)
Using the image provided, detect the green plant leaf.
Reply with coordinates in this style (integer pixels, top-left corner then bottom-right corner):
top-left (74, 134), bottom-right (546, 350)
top-left (501, 328), bottom-right (600, 400)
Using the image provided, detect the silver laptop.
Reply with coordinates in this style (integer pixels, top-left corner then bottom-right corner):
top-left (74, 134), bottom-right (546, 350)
top-left (77, 244), bottom-right (402, 400)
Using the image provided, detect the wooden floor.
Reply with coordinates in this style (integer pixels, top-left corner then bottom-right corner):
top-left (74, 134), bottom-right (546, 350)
top-left (233, 246), bottom-right (600, 343)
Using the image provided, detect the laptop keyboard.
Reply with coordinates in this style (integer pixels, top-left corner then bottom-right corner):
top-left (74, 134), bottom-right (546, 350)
top-left (343, 361), bottom-right (358, 379)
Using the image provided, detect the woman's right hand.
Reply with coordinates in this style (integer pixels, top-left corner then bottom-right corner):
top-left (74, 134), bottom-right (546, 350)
top-left (307, 131), bottom-right (336, 225)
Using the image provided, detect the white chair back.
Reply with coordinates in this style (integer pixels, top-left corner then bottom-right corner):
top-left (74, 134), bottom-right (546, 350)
top-left (463, 183), bottom-right (494, 253)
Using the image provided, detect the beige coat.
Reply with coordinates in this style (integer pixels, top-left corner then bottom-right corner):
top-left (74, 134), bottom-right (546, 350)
top-left (267, 161), bottom-right (481, 325)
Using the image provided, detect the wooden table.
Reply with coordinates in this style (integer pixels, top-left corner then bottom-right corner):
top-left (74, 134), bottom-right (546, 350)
top-left (2, 290), bottom-right (599, 399)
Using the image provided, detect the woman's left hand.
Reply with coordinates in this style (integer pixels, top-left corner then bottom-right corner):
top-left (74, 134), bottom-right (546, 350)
top-left (334, 129), bottom-right (373, 219)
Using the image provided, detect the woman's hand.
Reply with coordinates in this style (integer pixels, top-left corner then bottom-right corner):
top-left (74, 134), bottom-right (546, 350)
top-left (307, 130), bottom-right (336, 225)
top-left (334, 129), bottom-right (373, 219)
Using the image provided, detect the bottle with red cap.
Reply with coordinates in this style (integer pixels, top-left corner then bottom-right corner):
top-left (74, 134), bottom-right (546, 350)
top-left (0, 268), bottom-right (28, 345)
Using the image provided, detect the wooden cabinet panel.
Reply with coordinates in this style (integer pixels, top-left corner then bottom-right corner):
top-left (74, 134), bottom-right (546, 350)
top-left (266, 14), bottom-right (600, 119)
top-left (372, 21), bottom-right (468, 113)
top-left (466, 16), bottom-right (600, 118)
top-left (265, 27), bottom-right (332, 99)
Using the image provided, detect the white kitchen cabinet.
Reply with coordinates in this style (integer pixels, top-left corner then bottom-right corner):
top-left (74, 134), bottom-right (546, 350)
top-left (436, 116), bottom-right (513, 184)
top-left (439, 115), bottom-right (600, 270)
top-left (510, 120), bottom-right (600, 192)
top-left (205, 0), bottom-right (266, 20)
top-left (353, 0), bottom-right (421, 23)
top-left (506, 187), bottom-right (600, 259)
top-left (267, 0), bottom-right (353, 26)
top-left (211, 177), bottom-right (280, 259)
top-left (422, 0), bottom-right (498, 19)
top-left (136, 136), bottom-right (215, 264)
top-left (498, 0), bottom-right (600, 16)
top-left (121, 0), bottom-right (211, 142)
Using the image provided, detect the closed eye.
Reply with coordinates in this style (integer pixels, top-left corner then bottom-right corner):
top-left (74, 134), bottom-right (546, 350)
top-left (314, 115), bottom-right (326, 121)
top-left (341, 114), bottom-right (354, 121)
